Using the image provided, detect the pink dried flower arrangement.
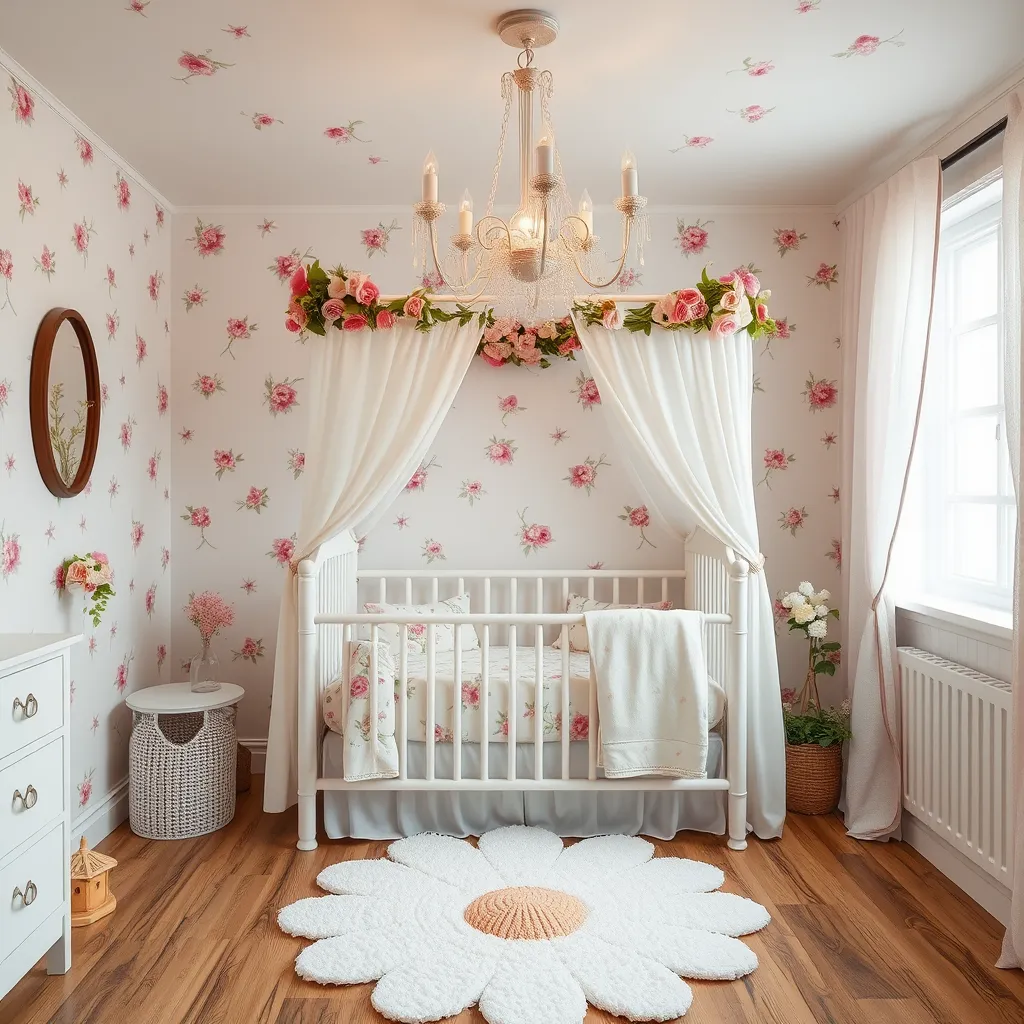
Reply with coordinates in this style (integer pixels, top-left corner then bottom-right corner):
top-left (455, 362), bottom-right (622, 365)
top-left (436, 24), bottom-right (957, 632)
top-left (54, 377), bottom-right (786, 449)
top-left (184, 590), bottom-right (234, 645)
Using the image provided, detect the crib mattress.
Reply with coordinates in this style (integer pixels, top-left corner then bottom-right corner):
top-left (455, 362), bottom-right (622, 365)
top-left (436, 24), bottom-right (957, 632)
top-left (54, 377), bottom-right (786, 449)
top-left (323, 644), bottom-right (725, 744)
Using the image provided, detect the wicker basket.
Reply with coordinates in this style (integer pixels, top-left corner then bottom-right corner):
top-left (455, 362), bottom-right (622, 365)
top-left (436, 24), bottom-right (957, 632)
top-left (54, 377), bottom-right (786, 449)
top-left (129, 707), bottom-right (237, 839)
top-left (786, 742), bottom-right (843, 815)
top-left (236, 742), bottom-right (252, 793)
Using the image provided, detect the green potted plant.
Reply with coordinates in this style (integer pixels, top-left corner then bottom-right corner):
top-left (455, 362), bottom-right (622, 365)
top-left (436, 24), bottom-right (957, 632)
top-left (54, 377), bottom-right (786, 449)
top-left (780, 581), bottom-right (851, 814)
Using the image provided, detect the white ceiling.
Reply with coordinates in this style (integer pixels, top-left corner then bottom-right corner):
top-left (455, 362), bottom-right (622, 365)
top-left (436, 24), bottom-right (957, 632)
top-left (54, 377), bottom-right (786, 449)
top-left (2, 0), bottom-right (1023, 208)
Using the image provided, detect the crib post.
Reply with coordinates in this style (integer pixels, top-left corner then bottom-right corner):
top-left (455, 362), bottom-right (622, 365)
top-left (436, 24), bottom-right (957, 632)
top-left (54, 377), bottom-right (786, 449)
top-left (726, 554), bottom-right (749, 851)
top-left (297, 558), bottom-right (319, 851)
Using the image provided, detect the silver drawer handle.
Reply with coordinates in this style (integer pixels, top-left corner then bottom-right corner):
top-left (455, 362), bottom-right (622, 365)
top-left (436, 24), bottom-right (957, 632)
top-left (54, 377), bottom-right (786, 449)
top-left (13, 693), bottom-right (39, 718)
top-left (12, 881), bottom-right (37, 906)
top-left (13, 785), bottom-right (38, 809)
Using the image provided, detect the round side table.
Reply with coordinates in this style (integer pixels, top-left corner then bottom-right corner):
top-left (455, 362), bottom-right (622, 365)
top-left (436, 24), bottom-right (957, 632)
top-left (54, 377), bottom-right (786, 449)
top-left (126, 683), bottom-right (244, 840)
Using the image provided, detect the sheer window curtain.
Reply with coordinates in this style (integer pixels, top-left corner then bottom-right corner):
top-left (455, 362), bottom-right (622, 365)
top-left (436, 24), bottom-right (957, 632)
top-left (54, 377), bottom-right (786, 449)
top-left (264, 321), bottom-right (479, 813)
top-left (569, 319), bottom-right (785, 838)
top-left (997, 90), bottom-right (1024, 970)
top-left (839, 157), bottom-right (942, 840)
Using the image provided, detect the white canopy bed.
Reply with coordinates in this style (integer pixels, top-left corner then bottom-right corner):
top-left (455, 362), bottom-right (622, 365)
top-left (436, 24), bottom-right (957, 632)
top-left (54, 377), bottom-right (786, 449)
top-left (263, 264), bottom-right (786, 851)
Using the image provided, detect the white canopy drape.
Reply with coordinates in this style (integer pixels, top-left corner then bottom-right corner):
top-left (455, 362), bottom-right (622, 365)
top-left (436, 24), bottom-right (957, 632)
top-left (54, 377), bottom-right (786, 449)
top-left (997, 90), bottom-right (1024, 970)
top-left (839, 157), bottom-right (941, 840)
top-left (569, 319), bottom-right (785, 838)
top-left (264, 320), bottom-right (479, 812)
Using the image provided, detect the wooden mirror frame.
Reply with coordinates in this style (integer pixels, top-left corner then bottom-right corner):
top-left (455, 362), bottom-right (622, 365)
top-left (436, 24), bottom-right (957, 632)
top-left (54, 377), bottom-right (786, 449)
top-left (30, 307), bottom-right (101, 498)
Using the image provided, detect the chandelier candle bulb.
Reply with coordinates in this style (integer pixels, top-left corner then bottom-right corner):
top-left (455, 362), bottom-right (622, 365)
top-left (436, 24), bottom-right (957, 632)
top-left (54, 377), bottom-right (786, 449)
top-left (536, 133), bottom-right (555, 177)
top-left (579, 189), bottom-right (594, 237)
top-left (459, 189), bottom-right (474, 235)
top-left (422, 150), bottom-right (438, 203)
top-left (621, 150), bottom-right (638, 197)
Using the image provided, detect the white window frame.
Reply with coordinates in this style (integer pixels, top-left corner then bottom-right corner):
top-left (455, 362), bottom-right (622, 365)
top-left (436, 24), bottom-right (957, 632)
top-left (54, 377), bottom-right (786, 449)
top-left (922, 178), bottom-right (1013, 612)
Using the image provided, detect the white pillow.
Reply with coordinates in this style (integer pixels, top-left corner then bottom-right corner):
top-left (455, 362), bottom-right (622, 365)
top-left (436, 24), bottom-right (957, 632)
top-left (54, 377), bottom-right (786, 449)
top-left (363, 593), bottom-right (479, 656)
top-left (551, 593), bottom-right (674, 653)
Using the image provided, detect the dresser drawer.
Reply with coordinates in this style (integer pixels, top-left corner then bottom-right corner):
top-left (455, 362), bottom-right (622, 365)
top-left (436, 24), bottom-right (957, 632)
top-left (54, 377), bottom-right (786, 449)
top-left (0, 823), bottom-right (64, 962)
top-left (1, 658), bottom-right (64, 758)
top-left (0, 738), bottom-right (64, 861)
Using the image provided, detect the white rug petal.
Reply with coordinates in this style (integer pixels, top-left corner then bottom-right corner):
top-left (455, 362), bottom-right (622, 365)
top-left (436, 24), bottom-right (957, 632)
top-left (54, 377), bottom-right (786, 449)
top-left (295, 933), bottom-right (406, 986)
top-left (639, 926), bottom-right (759, 980)
top-left (477, 825), bottom-right (566, 886)
top-left (478, 947), bottom-right (587, 1024)
top-left (317, 857), bottom-right (422, 895)
top-left (388, 833), bottom-right (505, 894)
top-left (546, 834), bottom-right (654, 891)
top-left (619, 854), bottom-right (726, 894)
top-left (557, 933), bottom-right (693, 1022)
top-left (661, 891), bottom-right (771, 936)
top-left (371, 950), bottom-right (497, 1023)
top-left (278, 894), bottom-right (372, 939)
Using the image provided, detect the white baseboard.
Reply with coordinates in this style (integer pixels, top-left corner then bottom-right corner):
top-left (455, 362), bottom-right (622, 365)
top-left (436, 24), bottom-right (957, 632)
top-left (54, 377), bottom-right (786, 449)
top-left (901, 813), bottom-right (1012, 925)
top-left (71, 776), bottom-right (129, 848)
top-left (240, 737), bottom-right (267, 774)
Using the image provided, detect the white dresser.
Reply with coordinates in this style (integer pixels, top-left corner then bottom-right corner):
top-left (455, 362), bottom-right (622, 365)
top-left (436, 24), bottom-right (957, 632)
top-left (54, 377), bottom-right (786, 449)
top-left (0, 634), bottom-right (81, 1001)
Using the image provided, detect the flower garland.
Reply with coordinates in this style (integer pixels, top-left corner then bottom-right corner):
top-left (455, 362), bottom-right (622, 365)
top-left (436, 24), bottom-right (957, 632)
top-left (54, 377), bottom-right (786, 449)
top-left (574, 266), bottom-right (774, 339)
top-left (283, 261), bottom-right (774, 363)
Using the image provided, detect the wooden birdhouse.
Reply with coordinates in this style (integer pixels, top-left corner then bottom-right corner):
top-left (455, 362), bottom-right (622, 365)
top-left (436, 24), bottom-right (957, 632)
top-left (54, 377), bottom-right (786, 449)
top-left (70, 836), bottom-right (117, 926)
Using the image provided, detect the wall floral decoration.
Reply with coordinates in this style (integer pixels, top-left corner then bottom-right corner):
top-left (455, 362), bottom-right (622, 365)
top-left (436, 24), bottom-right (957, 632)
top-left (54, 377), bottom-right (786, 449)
top-left (676, 218), bottom-right (712, 257)
top-left (174, 50), bottom-right (234, 83)
top-left (361, 219), bottom-right (400, 257)
top-left (834, 32), bottom-right (905, 59)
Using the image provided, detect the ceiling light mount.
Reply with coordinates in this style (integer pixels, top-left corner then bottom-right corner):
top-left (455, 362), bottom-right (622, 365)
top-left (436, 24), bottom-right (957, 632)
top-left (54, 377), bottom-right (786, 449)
top-left (496, 9), bottom-right (560, 50)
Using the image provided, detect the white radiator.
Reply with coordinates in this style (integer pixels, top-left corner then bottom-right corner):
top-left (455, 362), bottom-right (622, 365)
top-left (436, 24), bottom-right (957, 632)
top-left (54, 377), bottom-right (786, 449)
top-left (899, 646), bottom-right (1014, 887)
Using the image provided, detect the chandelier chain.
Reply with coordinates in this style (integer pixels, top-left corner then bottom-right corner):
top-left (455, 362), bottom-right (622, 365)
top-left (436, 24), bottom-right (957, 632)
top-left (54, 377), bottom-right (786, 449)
top-left (486, 73), bottom-right (514, 219)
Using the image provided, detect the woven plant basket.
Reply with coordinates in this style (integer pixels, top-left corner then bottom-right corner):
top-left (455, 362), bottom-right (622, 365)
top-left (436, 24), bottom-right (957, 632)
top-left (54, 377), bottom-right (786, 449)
top-left (786, 742), bottom-right (843, 815)
top-left (236, 742), bottom-right (252, 793)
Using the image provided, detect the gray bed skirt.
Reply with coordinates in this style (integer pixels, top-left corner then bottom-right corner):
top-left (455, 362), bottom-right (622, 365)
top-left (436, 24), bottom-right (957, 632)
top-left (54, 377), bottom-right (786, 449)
top-left (320, 732), bottom-right (726, 840)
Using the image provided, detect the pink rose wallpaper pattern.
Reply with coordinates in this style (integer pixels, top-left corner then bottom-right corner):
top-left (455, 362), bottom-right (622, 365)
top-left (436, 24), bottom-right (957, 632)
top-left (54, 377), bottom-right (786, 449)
top-left (0, 77), bottom-right (171, 820)
top-left (171, 205), bottom-right (841, 739)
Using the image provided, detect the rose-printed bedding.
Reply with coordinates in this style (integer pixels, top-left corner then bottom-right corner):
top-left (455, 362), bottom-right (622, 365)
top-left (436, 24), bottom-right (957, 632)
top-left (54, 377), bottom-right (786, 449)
top-left (323, 643), bottom-right (725, 782)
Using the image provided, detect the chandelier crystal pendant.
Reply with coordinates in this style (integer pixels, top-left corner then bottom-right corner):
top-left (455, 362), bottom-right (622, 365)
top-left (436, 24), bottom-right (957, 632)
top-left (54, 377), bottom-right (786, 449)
top-left (412, 9), bottom-right (650, 321)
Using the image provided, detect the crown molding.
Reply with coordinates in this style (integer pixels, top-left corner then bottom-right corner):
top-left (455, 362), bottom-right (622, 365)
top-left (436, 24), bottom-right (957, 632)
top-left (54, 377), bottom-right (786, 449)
top-left (0, 46), bottom-right (176, 214)
top-left (836, 62), bottom-right (1024, 214)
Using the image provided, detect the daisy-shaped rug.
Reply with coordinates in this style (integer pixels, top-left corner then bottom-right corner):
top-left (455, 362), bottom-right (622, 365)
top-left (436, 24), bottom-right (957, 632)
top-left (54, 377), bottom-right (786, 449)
top-left (279, 825), bottom-right (769, 1023)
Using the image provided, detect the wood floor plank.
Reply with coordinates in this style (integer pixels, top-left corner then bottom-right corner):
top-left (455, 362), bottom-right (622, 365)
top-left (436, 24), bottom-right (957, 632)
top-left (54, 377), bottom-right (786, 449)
top-left (2, 780), bottom-right (1021, 1024)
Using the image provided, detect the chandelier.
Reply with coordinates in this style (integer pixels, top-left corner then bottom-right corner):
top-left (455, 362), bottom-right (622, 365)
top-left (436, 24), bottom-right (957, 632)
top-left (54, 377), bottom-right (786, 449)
top-left (411, 9), bottom-right (649, 320)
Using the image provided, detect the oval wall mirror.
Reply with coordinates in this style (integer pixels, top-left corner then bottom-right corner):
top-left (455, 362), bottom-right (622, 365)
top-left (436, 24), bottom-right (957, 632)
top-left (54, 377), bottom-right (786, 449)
top-left (30, 308), bottom-right (101, 498)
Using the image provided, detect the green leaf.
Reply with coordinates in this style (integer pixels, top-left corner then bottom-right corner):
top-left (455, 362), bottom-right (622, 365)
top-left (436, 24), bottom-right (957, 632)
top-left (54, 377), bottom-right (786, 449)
top-left (305, 319), bottom-right (326, 337)
top-left (820, 642), bottom-right (841, 651)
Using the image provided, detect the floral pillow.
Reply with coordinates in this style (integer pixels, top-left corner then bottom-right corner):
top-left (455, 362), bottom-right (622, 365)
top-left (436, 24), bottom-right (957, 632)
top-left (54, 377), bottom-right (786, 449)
top-left (363, 593), bottom-right (479, 656)
top-left (550, 593), bottom-right (674, 653)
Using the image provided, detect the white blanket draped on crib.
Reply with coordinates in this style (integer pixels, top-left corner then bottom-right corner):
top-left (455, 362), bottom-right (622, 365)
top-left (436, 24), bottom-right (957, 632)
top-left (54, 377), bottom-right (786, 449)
top-left (587, 608), bottom-right (709, 779)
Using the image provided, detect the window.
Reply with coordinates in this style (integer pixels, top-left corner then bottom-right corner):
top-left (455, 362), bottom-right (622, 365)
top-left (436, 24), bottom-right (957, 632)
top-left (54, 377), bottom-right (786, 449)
top-left (906, 176), bottom-right (1015, 615)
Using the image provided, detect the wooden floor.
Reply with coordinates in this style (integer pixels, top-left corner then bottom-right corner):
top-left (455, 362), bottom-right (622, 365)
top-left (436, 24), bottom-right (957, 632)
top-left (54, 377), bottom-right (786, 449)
top-left (3, 779), bottom-right (1023, 1024)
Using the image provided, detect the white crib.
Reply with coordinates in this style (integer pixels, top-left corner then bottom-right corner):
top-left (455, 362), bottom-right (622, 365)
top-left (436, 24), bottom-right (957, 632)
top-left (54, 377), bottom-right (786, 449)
top-left (295, 528), bottom-right (750, 851)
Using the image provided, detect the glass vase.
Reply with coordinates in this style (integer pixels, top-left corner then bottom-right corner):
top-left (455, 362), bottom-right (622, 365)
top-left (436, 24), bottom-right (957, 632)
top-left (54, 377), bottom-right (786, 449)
top-left (190, 641), bottom-right (221, 693)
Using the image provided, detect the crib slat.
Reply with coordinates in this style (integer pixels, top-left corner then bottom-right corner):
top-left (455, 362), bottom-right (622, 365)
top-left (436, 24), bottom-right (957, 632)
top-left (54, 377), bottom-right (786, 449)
top-left (587, 577), bottom-right (595, 600)
top-left (588, 661), bottom-right (598, 781)
top-left (431, 577), bottom-right (439, 604)
top-left (378, 577), bottom-right (386, 603)
top-left (453, 627), bottom-right (463, 783)
top-left (481, 614), bottom-right (489, 782)
top-left (637, 577), bottom-right (644, 605)
top-left (612, 577), bottom-right (620, 604)
top-left (481, 580), bottom-right (490, 783)
top-left (405, 577), bottom-right (412, 605)
top-left (561, 625), bottom-right (570, 781)
top-left (508, 624), bottom-right (517, 781)
top-left (399, 625), bottom-right (408, 780)
top-left (535, 622), bottom-right (544, 781)
top-left (426, 624), bottom-right (436, 781)
top-left (370, 624), bottom-right (379, 772)
top-left (661, 577), bottom-right (668, 602)
top-left (341, 624), bottom-right (351, 735)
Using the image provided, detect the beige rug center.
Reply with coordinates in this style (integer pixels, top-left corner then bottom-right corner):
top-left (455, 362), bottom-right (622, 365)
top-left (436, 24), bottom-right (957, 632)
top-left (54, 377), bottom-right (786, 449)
top-left (464, 885), bottom-right (588, 940)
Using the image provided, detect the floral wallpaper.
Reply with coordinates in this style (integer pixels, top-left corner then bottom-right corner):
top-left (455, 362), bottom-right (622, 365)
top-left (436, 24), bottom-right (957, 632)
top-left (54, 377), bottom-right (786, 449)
top-left (0, 66), bottom-right (172, 819)
top-left (171, 204), bottom-right (841, 742)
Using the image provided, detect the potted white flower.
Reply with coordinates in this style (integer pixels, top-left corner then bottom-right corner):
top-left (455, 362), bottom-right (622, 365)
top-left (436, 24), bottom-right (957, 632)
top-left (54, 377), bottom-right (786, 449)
top-left (780, 581), bottom-right (851, 815)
